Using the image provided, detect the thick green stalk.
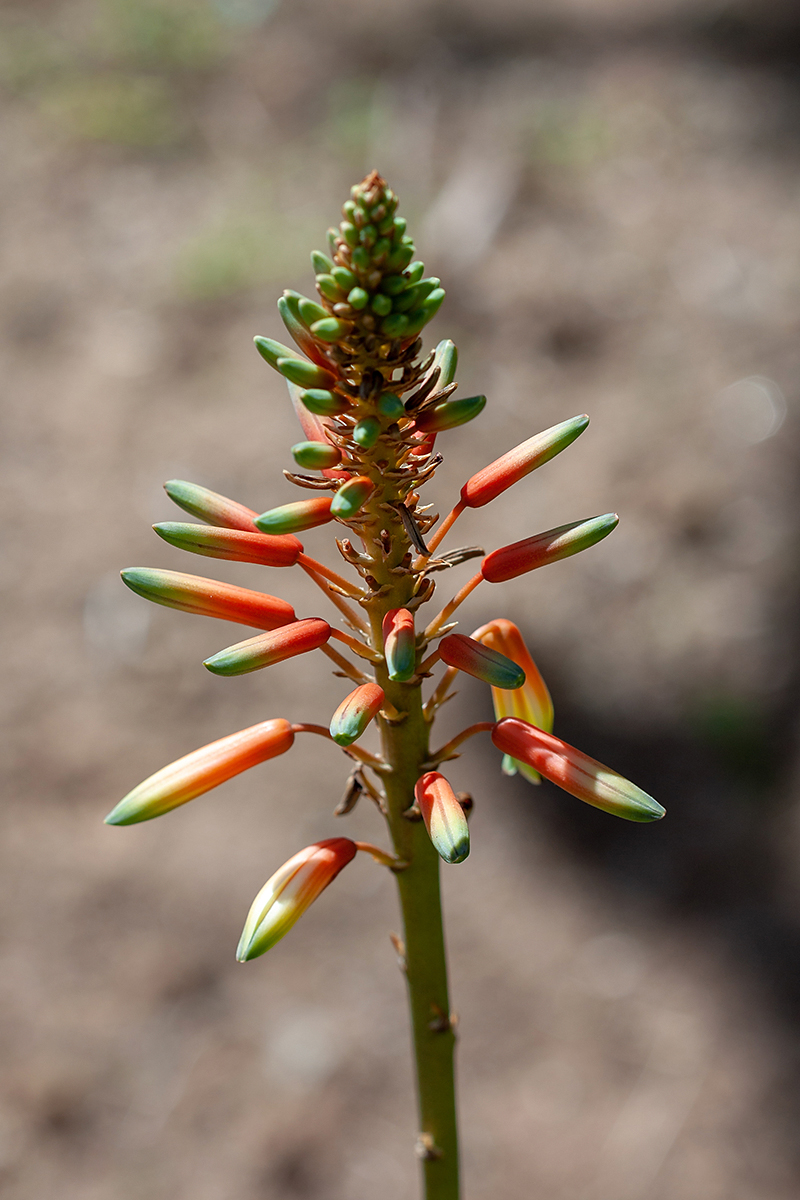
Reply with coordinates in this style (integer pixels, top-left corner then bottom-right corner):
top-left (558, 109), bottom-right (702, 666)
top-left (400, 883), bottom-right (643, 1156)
top-left (360, 501), bottom-right (460, 1200)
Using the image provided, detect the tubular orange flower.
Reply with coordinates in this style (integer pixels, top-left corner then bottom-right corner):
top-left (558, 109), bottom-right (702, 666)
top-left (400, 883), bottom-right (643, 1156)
top-left (460, 415), bottom-right (589, 509)
top-left (105, 718), bottom-right (295, 825)
top-left (164, 479), bottom-right (260, 532)
top-left (472, 619), bottom-right (553, 783)
top-left (203, 617), bottom-right (331, 676)
top-left (153, 523), bottom-right (303, 567)
top-left (438, 634), bottom-right (525, 689)
top-left (255, 497), bottom-right (333, 535)
top-left (329, 682), bottom-right (385, 746)
top-left (491, 718), bottom-right (665, 822)
top-left (237, 838), bottom-right (358, 960)
top-left (120, 568), bottom-right (296, 630)
top-left (383, 608), bottom-right (416, 681)
top-left (414, 772), bottom-right (470, 864)
top-left (481, 514), bottom-right (619, 583)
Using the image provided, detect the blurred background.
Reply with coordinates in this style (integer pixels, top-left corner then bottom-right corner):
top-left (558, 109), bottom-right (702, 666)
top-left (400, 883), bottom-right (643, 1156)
top-left (3, 0), bottom-right (800, 1196)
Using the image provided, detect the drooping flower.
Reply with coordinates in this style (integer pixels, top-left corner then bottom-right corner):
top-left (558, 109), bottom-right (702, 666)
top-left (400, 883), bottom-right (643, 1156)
top-left (153, 523), bottom-right (303, 567)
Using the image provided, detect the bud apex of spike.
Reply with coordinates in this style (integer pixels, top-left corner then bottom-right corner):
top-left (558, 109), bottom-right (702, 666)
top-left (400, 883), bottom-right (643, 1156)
top-left (439, 634), bottom-right (525, 689)
top-left (414, 772), bottom-right (470, 864)
top-left (105, 719), bottom-right (294, 826)
top-left (382, 608), bottom-right (416, 681)
top-left (461, 415), bottom-right (590, 509)
top-left (329, 683), bottom-right (385, 746)
top-left (237, 838), bottom-right (357, 961)
top-left (481, 514), bottom-right (619, 583)
top-left (164, 479), bottom-right (259, 532)
top-left (414, 394), bottom-right (486, 434)
top-left (491, 719), bottom-right (665, 822)
top-left (153, 523), bottom-right (303, 567)
top-left (203, 617), bottom-right (331, 677)
top-left (255, 497), bottom-right (333, 535)
top-left (331, 476), bottom-right (374, 519)
top-left (472, 619), bottom-right (553, 784)
top-left (120, 568), bottom-right (296, 630)
top-left (291, 441), bottom-right (342, 470)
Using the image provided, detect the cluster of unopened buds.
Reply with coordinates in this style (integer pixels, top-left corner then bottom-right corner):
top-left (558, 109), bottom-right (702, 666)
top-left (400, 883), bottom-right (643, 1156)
top-left (108, 171), bottom-right (664, 969)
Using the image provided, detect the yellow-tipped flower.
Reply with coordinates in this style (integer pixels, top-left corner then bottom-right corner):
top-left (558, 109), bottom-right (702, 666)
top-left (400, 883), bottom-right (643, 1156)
top-left (491, 718), bottom-right (665, 823)
top-left (414, 771), bottom-right (470, 864)
top-left (472, 619), bottom-right (553, 783)
top-left (237, 838), bottom-right (357, 960)
top-left (105, 718), bottom-right (295, 825)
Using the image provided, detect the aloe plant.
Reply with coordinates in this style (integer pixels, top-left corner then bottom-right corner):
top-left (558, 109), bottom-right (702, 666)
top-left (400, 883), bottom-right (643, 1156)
top-left (108, 170), bottom-right (664, 1200)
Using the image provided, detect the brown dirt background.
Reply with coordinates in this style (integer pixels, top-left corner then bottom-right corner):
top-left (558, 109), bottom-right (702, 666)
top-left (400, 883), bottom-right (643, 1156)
top-left (4, 0), bottom-right (800, 1196)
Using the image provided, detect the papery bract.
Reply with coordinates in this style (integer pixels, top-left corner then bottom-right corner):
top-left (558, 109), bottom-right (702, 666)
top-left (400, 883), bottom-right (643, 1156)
top-left (105, 718), bottom-right (294, 826)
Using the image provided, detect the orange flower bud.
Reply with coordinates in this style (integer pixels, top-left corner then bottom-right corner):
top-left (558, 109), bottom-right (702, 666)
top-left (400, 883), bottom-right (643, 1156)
top-left (237, 838), bottom-right (358, 960)
top-left (460, 415), bottom-right (589, 508)
top-left (255, 497), bottom-right (333, 535)
top-left (491, 719), bottom-right (665, 822)
top-left (164, 479), bottom-right (260, 532)
top-left (481, 514), bottom-right (618, 583)
top-left (382, 608), bottom-right (416, 681)
top-left (438, 633), bottom-right (525, 689)
top-left (203, 617), bottom-right (331, 676)
top-left (105, 718), bottom-right (294, 825)
top-left (153, 523), bottom-right (303, 567)
top-left (120, 568), bottom-right (296, 630)
top-left (414, 772), bottom-right (470, 864)
top-left (329, 682), bottom-right (385, 746)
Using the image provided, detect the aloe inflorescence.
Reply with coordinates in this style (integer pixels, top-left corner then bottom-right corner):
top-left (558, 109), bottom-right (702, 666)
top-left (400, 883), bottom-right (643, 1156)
top-left (108, 171), bottom-right (663, 1200)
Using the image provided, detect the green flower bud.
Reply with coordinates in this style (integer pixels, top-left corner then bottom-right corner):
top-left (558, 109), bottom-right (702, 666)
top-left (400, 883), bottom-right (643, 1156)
top-left (316, 274), bottom-right (342, 301)
top-left (371, 293), bottom-right (392, 317)
top-left (347, 287), bottom-right (369, 310)
top-left (331, 266), bottom-right (356, 290)
top-left (331, 476), bottom-right (374, 519)
top-left (405, 261), bottom-right (425, 284)
top-left (311, 250), bottom-right (333, 274)
top-left (341, 222), bottom-right (359, 247)
top-left (291, 441), bottom-right (342, 469)
top-left (351, 246), bottom-right (371, 272)
top-left (415, 394), bottom-right (485, 433)
top-left (298, 297), bottom-right (329, 325)
top-left (299, 388), bottom-right (349, 416)
top-left (387, 243), bottom-right (414, 271)
top-left (360, 224), bottom-right (377, 247)
top-left (372, 237), bottom-right (391, 262)
top-left (393, 217), bottom-right (407, 238)
top-left (380, 313), bottom-right (409, 338)
top-left (310, 317), bottom-right (353, 343)
top-left (353, 417), bottom-right (381, 448)
top-left (394, 278), bottom-right (440, 313)
top-left (377, 392), bottom-right (405, 420)
top-left (277, 357), bottom-right (336, 389)
top-left (380, 274), bottom-right (407, 296)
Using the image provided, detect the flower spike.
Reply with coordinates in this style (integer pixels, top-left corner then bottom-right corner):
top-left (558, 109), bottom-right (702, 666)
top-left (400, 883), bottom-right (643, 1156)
top-left (460, 414), bottom-right (590, 509)
top-left (491, 718), bottom-right (665, 822)
top-left (105, 718), bottom-right (294, 826)
top-left (414, 772), bottom-right (470, 864)
top-left (203, 617), bottom-right (331, 677)
top-left (255, 497), bottom-right (333, 535)
top-left (472, 619), bottom-right (553, 783)
top-left (120, 568), bottom-right (296, 630)
top-left (164, 479), bottom-right (260, 532)
top-left (438, 634), bottom-right (525, 689)
top-left (153, 523), bottom-right (303, 567)
top-left (383, 609), bottom-right (416, 681)
top-left (329, 682), bottom-right (385, 746)
top-left (237, 838), bottom-right (358, 961)
top-left (481, 514), bottom-right (619, 583)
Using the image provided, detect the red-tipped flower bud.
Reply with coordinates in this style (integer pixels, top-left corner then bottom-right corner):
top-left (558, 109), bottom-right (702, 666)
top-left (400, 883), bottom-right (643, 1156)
top-left (120, 568), bottom-right (295, 630)
top-left (105, 718), bottom-right (294, 826)
top-left (439, 633), bottom-right (525, 689)
top-left (414, 772), bottom-right (470, 864)
top-left (481, 514), bottom-right (618, 583)
top-left (236, 838), bottom-right (357, 961)
top-left (472, 619), bottom-right (553, 783)
top-left (153, 523), bottom-right (302, 567)
top-left (331, 476), bottom-right (374, 519)
top-left (255, 497), bottom-right (333, 535)
top-left (491, 719), bottom-right (665, 822)
top-left (460, 414), bottom-right (589, 509)
top-left (164, 479), bottom-right (259, 532)
top-left (203, 617), bottom-right (331, 677)
top-left (382, 608), bottom-right (416, 681)
top-left (329, 682), bottom-right (385, 746)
